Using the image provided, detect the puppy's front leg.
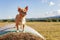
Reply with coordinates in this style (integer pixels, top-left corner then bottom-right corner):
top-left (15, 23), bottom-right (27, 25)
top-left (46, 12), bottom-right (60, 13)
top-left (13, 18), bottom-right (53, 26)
top-left (22, 24), bottom-right (25, 32)
top-left (16, 23), bottom-right (19, 30)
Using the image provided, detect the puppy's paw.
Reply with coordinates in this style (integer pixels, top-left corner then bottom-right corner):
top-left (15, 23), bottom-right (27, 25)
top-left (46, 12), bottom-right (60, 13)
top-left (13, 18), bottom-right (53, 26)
top-left (16, 30), bottom-right (19, 32)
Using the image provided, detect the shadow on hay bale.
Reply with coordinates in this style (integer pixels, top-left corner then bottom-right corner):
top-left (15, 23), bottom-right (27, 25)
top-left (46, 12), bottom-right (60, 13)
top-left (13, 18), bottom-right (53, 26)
top-left (0, 32), bottom-right (44, 40)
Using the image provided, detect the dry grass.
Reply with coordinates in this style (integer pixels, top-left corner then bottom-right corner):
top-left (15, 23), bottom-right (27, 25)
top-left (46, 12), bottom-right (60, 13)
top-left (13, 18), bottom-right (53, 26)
top-left (0, 22), bottom-right (14, 27)
top-left (0, 22), bottom-right (60, 40)
top-left (26, 22), bottom-right (60, 40)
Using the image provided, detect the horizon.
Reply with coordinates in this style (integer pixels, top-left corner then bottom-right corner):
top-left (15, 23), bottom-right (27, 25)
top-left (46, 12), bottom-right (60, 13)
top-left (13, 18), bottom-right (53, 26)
top-left (0, 0), bottom-right (60, 19)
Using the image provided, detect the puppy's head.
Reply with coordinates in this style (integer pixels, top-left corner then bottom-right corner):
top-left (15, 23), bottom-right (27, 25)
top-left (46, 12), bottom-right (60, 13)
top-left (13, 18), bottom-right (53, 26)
top-left (18, 6), bottom-right (28, 17)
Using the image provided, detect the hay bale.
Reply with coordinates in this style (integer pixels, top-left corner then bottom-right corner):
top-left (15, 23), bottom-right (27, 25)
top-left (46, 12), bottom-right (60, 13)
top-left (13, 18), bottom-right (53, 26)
top-left (0, 32), bottom-right (44, 40)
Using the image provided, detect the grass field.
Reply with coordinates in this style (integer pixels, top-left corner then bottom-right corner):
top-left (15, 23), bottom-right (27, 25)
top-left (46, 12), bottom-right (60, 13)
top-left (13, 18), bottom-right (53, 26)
top-left (0, 22), bottom-right (60, 40)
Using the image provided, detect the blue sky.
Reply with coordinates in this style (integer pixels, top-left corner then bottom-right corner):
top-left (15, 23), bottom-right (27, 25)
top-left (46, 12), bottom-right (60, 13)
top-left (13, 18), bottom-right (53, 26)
top-left (0, 0), bottom-right (60, 19)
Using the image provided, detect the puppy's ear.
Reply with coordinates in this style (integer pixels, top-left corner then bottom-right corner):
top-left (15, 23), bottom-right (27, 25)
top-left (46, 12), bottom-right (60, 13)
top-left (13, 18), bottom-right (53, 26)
top-left (18, 7), bottom-right (21, 12)
top-left (25, 6), bottom-right (28, 11)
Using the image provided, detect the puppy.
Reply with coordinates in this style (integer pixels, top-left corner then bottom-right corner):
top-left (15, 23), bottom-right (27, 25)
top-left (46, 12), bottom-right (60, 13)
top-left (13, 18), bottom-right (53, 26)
top-left (15, 6), bottom-right (28, 32)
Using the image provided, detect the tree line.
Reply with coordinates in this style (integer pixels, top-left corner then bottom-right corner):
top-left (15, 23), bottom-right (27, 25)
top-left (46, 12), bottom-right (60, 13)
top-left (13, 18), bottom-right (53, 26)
top-left (0, 18), bottom-right (60, 22)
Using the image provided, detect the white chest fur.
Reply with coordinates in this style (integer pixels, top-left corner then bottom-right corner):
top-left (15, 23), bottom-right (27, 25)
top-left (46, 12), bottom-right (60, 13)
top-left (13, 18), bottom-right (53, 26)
top-left (22, 16), bottom-right (26, 24)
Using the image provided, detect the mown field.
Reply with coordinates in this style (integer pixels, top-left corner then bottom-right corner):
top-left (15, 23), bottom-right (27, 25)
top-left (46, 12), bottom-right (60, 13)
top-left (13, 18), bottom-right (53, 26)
top-left (0, 22), bottom-right (60, 40)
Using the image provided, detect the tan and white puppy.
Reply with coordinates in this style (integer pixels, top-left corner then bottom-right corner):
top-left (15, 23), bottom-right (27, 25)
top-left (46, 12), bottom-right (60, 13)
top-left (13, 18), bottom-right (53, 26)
top-left (15, 6), bottom-right (28, 32)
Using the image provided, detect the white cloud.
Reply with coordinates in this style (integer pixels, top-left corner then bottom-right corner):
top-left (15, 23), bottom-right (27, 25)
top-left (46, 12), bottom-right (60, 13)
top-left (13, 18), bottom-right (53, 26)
top-left (57, 10), bottom-right (60, 14)
top-left (57, 10), bottom-right (60, 15)
top-left (7, 16), bottom-right (12, 19)
top-left (45, 10), bottom-right (60, 17)
top-left (45, 11), bottom-right (55, 17)
top-left (35, 10), bottom-right (60, 18)
top-left (49, 1), bottom-right (55, 6)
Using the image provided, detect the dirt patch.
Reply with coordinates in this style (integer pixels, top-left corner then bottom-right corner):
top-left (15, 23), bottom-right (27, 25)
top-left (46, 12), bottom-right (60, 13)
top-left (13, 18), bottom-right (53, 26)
top-left (0, 32), bottom-right (44, 40)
